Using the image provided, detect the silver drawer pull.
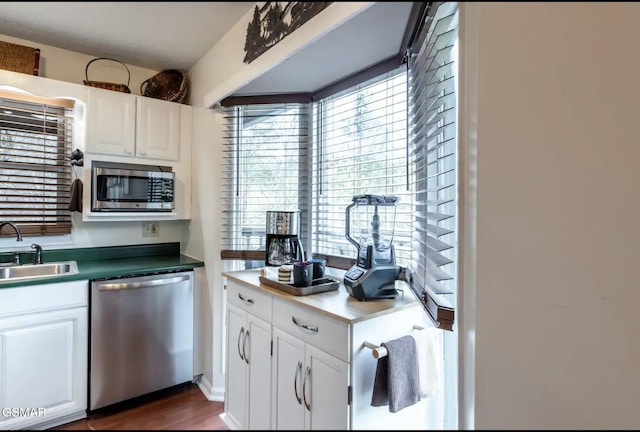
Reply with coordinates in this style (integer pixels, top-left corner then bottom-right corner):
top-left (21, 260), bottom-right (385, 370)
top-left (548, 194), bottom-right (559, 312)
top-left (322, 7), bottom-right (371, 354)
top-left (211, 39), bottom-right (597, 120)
top-left (294, 361), bottom-right (302, 405)
top-left (238, 293), bottom-right (255, 304)
top-left (238, 327), bottom-right (245, 361)
top-left (292, 316), bottom-right (318, 333)
top-left (303, 365), bottom-right (311, 411)
top-left (243, 330), bottom-right (250, 365)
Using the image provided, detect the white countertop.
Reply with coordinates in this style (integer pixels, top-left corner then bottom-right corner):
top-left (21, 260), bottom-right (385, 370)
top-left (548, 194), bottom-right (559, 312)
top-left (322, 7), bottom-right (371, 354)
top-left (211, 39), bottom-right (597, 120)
top-left (222, 267), bottom-right (420, 324)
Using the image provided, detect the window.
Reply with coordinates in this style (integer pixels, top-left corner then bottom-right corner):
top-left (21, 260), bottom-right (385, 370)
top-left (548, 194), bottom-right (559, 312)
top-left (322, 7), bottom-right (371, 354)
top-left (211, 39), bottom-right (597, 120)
top-left (0, 89), bottom-right (74, 236)
top-left (221, 103), bottom-right (309, 267)
top-left (311, 68), bottom-right (411, 267)
top-left (406, 1), bottom-right (458, 331)
top-left (220, 71), bottom-right (409, 270)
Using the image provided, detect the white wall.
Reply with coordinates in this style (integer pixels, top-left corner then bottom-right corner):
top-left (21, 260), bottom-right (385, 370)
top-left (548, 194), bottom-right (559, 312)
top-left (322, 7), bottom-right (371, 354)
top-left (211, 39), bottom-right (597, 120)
top-left (186, 1), bottom-right (375, 401)
top-left (0, 215), bottom-right (183, 252)
top-left (0, 33), bottom-right (158, 96)
top-left (460, 2), bottom-right (640, 429)
top-left (0, 35), bottom-right (186, 251)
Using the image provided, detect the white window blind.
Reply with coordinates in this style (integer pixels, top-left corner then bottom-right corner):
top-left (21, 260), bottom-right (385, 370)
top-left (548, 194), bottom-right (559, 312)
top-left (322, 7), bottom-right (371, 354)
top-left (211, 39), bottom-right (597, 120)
top-left (0, 89), bottom-right (74, 236)
top-left (221, 103), bottom-right (309, 261)
top-left (312, 68), bottom-right (411, 266)
top-left (407, 1), bottom-right (458, 330)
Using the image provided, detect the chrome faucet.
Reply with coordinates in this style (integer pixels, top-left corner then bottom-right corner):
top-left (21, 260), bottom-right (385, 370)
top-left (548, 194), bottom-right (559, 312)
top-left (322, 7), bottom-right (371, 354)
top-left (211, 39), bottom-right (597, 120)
top-left (31, 244), bottom-right (43, 265)
top-left (0, 222), bottom-right (23, 242)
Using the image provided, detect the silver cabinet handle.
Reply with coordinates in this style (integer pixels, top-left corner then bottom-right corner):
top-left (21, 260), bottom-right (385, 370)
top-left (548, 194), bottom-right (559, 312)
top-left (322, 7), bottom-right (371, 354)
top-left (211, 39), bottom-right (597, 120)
top-left (292, 316), bottom-right (318, 333)
top-left (294, 361), bottom-right (302, 405)
top-left (238, 293), bottom-right (255, 304)
top-left (238, 327), bottom-right (245, 361)
top-left (303, 365), bottom-right (311, 411)
top-left (243, 330), bottom-right (250, 365)
top-left (98, 274), bottom-right (190, 290)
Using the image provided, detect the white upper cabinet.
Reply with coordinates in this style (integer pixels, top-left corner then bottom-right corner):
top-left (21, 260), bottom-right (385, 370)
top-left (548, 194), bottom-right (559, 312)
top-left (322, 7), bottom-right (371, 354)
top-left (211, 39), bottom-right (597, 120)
top-left (86, 87), bottom-right (183, 162)
top-left (86, 87), bottom-right (137, 157)
top-left (136, 96), bottom-right (180, 160)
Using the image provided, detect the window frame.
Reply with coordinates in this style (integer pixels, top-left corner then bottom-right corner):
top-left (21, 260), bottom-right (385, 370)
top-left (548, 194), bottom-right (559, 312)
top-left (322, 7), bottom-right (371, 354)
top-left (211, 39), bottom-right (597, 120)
top-left (220, 102), bottom-right (311, 265)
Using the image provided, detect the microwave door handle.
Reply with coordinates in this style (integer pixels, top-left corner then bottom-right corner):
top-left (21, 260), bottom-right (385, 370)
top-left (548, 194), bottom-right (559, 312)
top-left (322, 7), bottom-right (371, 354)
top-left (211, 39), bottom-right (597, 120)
top-left (96, 175), bottom-right (106, 200)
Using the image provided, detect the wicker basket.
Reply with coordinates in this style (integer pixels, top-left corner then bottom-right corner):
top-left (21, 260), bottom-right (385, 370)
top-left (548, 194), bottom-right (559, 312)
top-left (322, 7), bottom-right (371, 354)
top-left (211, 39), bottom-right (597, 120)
top-left (141, 70), bottom-right (188, 104)
top-left (83, 57), bottom-right (131, 93)
top-left (0, 41), bottom-right (40, 76)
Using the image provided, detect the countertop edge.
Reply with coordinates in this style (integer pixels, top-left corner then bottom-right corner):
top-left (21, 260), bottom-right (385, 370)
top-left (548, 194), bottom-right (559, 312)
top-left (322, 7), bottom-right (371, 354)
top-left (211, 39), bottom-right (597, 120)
top-left (223, 269), bottom-right (419, 325)
top-left (0, 254), bottom-right (204, 289)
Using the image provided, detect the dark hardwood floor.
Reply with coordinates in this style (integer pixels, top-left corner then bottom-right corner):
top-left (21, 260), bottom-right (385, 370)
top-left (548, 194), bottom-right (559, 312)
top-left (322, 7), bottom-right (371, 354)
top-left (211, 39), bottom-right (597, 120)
top-left (53, 383), bottom-right (227, 430)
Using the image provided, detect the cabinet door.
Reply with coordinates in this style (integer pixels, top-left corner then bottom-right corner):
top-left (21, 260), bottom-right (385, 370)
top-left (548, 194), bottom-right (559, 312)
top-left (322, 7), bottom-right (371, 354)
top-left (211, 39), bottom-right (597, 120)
top-left (246, 314), bottom-right (271, 430)
top-left (306, 345), bottom-right (349, 430)
top-left (0, 307), bottom-right (88, 430)
top-left (136, 96), bottom-right (180, 160)
top-left (272, 327), bottom-right (306, 430)
top-left (86, 88), bottom-right (136, 156)
top-left (224, 303), bottom-right (247, 429)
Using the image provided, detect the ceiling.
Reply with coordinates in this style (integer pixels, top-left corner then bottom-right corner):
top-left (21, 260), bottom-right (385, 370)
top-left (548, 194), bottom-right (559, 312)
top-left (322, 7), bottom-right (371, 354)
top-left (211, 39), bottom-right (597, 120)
top-left (0, 2), bottom-right (414, 96)
top-left (233, 2), bottom-right (414, 96)
top-left (0, 2), bottom-right (255, 71)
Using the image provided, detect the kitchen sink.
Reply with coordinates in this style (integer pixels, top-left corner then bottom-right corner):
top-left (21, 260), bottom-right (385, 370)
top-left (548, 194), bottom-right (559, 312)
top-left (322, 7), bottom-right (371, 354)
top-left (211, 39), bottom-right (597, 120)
top-left (0, 261), bottom-right (79, 282)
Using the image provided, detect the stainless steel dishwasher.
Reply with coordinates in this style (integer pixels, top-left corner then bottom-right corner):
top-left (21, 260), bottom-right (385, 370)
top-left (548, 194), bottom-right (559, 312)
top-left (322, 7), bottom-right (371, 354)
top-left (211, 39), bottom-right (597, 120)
top-left (89, 270), bottom-right (194, 411)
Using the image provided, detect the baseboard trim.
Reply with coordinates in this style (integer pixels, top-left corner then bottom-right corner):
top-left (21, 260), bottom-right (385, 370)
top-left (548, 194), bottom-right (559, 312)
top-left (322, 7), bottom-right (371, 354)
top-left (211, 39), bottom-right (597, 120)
top-left (219, 413), bottom-right (240, 430)
top-left (196, 374), bottom-right (225, 402)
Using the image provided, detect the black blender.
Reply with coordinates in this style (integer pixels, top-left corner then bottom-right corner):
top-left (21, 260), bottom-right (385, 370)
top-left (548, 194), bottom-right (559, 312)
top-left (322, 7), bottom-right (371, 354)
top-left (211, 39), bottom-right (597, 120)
top-left (343, 194), bottom-right (402, 301)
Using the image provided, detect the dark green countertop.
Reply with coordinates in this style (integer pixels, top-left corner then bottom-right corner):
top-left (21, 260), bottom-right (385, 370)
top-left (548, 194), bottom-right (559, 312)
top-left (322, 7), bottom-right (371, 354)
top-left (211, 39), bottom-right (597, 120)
top-left (0, 242), bottom-right (204, 289)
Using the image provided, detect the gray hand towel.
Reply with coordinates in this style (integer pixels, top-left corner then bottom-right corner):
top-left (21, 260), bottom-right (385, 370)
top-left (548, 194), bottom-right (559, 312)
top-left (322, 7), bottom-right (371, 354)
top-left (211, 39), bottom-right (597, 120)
top-left (370, 334), bottom-right (421, 413)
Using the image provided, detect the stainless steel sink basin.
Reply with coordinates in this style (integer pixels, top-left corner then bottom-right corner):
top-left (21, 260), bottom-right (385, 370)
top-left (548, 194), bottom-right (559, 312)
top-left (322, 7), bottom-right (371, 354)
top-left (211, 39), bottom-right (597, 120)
top-left (0, 261), bottom-right (79, 282)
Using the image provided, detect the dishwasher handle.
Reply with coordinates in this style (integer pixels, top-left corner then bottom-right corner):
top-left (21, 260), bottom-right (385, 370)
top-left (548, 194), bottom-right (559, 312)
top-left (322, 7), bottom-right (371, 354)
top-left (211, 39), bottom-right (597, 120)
top-left (97, 274), bottom-right (191, 291)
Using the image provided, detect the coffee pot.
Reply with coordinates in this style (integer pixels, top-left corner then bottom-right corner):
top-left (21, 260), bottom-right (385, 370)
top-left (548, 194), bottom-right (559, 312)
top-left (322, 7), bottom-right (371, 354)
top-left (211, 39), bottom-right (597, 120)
top-left (265, 211), bottom-right (305, 266)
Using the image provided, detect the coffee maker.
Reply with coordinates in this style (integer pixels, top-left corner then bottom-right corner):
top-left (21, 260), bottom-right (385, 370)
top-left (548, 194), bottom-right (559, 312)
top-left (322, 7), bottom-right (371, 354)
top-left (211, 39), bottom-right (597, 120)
top-left (265, 211), bottom-right (305, 266)
top-left (343, 194), bottom-right (402, 300)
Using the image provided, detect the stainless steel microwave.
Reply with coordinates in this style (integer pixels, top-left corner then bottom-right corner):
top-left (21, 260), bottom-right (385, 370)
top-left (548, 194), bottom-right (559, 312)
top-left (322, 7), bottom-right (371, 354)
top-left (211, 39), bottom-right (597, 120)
top-left (91, 161), bottom-right (175, 212)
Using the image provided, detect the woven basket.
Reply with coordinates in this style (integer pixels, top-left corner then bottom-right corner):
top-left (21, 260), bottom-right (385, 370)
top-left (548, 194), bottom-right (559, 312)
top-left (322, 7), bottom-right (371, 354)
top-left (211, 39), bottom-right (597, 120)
top-left (141, 70), bottom-right (188, 104)
top-left (0, 41), bottom-right (40, 76)
top-left (83, 57), bottom-right (131, 93)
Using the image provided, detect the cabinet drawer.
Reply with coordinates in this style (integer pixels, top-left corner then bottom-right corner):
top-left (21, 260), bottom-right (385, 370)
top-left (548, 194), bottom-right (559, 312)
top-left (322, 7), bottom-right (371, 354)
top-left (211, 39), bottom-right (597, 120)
top-left (273, 298), bottom-right (349, 362)
top-left (0, 280), bottom-right (88, 318)
top-left (227, 280), bottom-right (272, 322)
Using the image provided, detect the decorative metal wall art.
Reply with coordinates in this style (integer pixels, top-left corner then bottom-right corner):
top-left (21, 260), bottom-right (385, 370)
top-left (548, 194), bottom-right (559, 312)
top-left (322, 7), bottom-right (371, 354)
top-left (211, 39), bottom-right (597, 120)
top-left (244, 1), bottom-right (333, 64)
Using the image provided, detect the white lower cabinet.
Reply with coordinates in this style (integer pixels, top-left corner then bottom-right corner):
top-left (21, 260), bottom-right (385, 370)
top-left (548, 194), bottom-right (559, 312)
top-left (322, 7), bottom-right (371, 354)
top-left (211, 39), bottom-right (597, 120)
top-left (223, 274), bottom-right (430, 431)
top-left (223, 282), bottom-right (272, 430)
top-left (271, 327), bottom-right (349, 430)
top-left (0, 280), bottom-right (88, 430)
